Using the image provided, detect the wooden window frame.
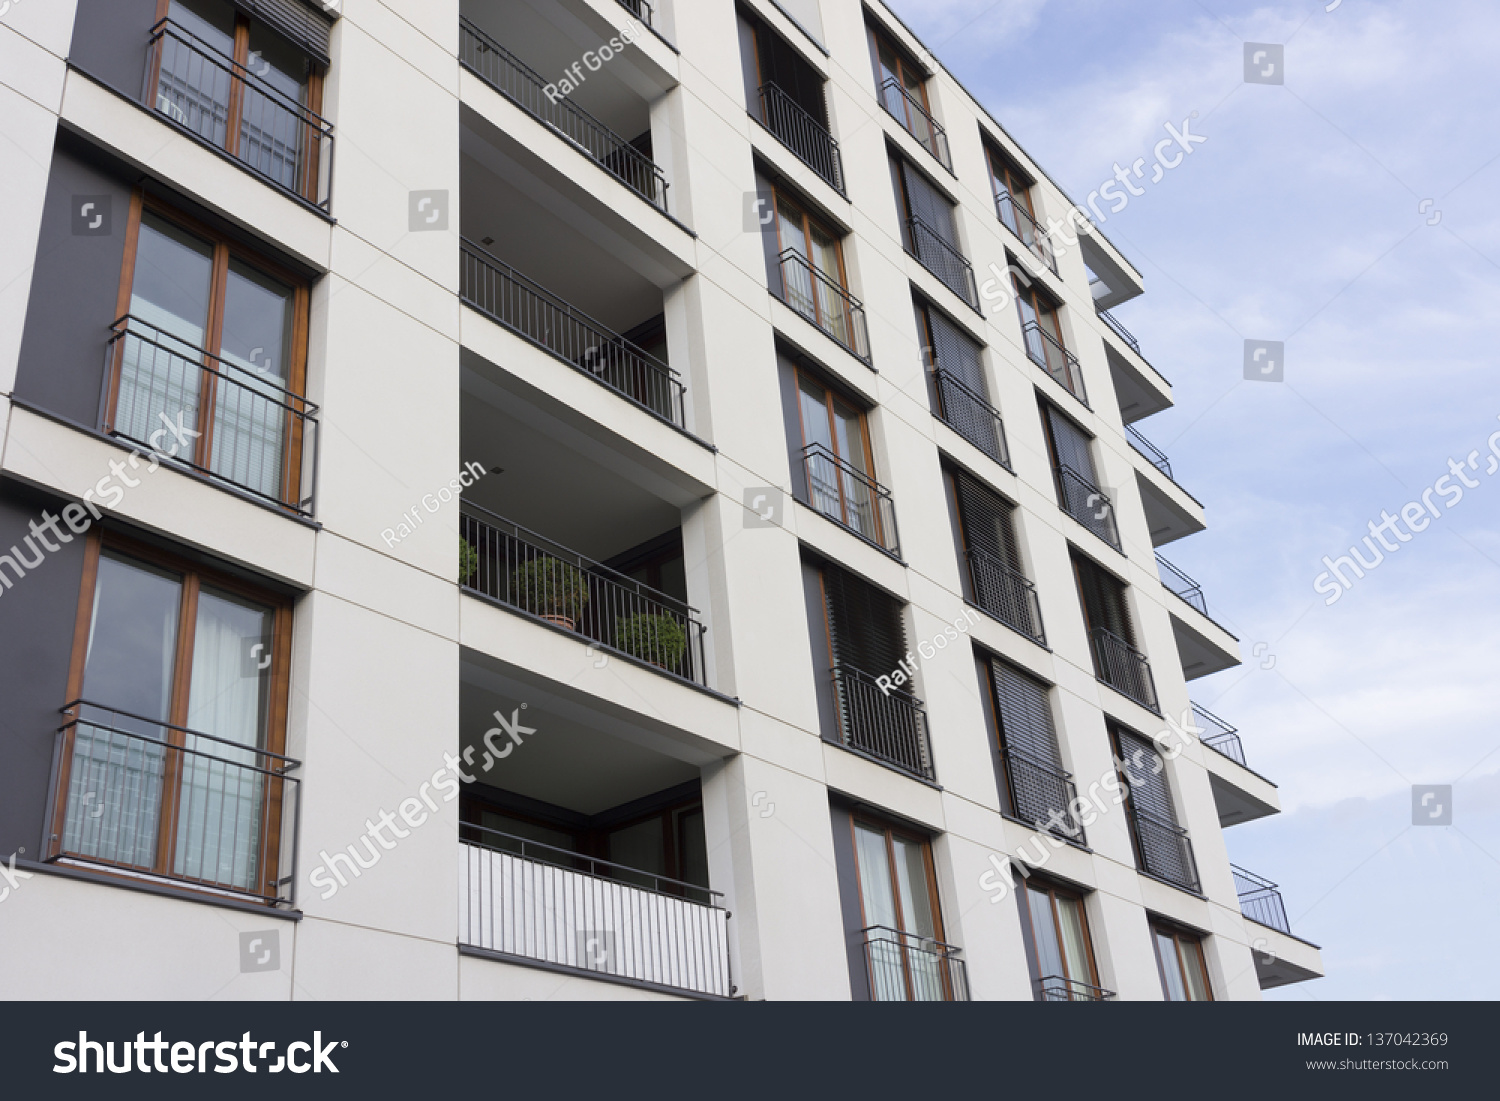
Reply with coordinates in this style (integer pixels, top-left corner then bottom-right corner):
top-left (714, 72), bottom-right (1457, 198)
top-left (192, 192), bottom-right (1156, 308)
top-left (848, 814), bottom-right (954, 1001)
top-left (1013, 275), bottom-right (1065, 346)
top-left (1024, 878), bottom-right (1103, 995)
top-left (1150, 919), bottom-right (1215, 1002)
top-left (113, 191), bottom-right (312, 511)
top-left (770, 183), bottom-right (851, 291)
top-left (52, 528), bottom-right (294, 899)
top-left (868, 24), bottom-right (931, 124)
top-left (792, 365), bottom-right (885, 543)
top-left (151, 0), bottom-right (327, 200)
top-left (986, 142), bottom-right (1037, 220)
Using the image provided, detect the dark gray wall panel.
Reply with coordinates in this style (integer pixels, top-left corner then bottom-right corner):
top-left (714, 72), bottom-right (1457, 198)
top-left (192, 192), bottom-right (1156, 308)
top-left (70, 0), bottom-right (158, 98)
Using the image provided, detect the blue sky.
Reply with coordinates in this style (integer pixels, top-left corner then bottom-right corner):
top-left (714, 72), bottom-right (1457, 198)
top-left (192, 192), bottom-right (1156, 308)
top-left (883, 0), bottom-right (1500, 999)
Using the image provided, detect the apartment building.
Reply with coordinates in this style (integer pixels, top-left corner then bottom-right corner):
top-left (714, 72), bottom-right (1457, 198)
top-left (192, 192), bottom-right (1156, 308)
top-left (0, 0), bottom-right (1322, 1001)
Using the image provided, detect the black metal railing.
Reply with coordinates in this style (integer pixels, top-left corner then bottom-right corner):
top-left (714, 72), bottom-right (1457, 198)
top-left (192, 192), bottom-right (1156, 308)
top-left (1003, 748), bottom-right (1083, 844)
top-left (147, 19), bottom-right (333, 208)
top-left (965, 549), bottom-right (1044, 643)
top-left (1091, 627), bottom-right (1158, 712)
top-left (831, 666), bottom-right (934, 781)
top-left (1036, 975), bottom-right (1117, 1002)
top-left (1157, 554), bottom-right (1208, 616)
top-left (878, 78), bottom-right (950, 171)
top-left (460, 502), bottom-right (709, 687)
top-left (1056, 464), bottom-right (1120, 550)
top-left (777, 248), bottom-right (871, 362)
top-left (460, 18), bottom-right (669, 211)
top-left (1193, 702), bottom-right (1247, 767)
top-left (861, 926), bottom-right (969, 1001)
top-left (1023, 322), bottom-right (1087, 404)
top-left (1232, 865), bottom-right (1291, 934)
top-left (102, 316), bottom-right (320, 517)
top-left (995, 193), bottom-right (1058, 277)
top-left (756, 81), bottom-right (845, 194)
top-left (615, 0), bottom-right (655, 29)
top-left (932, 368), bottom-right (1010, 468)
top-left (1097, 307), bottom-right (1140, 354)
top-left (1127, 424), bottom-right (1172, 478)
top-left (460, 824), bottom-right (731, 997)
top-left (46, 701), bottom-right (301, 906)
top-left (1130, 807), bottom-right (1200, 893)
top-left (460, 239), bottom-right (686, 428)
top-left (801, 442), bottom-right (900, 556)
top-left (905, 217), bottom-right (978, 309)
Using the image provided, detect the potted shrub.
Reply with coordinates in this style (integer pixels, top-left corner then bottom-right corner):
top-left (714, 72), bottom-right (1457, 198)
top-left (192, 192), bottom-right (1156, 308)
top-left (615, 613), bottom-right (688, 669)
top-left (459, 539), bottom-right (479, 587)
top-left (511, 555), bottom-right (589, 630)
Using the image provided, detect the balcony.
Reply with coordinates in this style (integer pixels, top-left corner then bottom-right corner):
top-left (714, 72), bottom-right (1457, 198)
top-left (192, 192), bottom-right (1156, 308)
top-left (1056, 465), bottom-right (1121, 551)
top-left (1232, 865), bottom-right (1291, 934)
top-left (1156, 554), bottom-right (1207, 616)
top-left (1193, 702), bottom-right (1247, 766)
top-left (103, 316), bottom-right (320, 517)
top-left (878, 78), bottom-right (951, 172)
top-left (904, 217), bottom-right (979, 310)
top-left (461, 240), bottom-right (687, 429)
top-left (45, 702), bottom-right (301, 906)
top-left (965, 548), bottom-right (1044, 644)
top-left (861, 926), bottom-right (969, 1001)
top-left (931, 369), bottom-right (1010, 469)
top-left (801, 442), bottom-right (900, 557)
top-left (777, 249), bottom-right (872, 363)
top-left (1091, 627), bottom-right (1159, 712)
top-left (1097, 308), bottom-right (1139, 354)
top-left (831, 666), bottom-right (934, 781)
top-left (615, 0), bottom-right (664, 40)
top-left (459, 18), bottom-right (669, 213)
top-left (1024, 322), bottom-right (1088, 405)
top-left (755, 81), bottom-right (846, 194)
top-left (461, 502), bottom-right (708, 688)
top-left (459, 826), bottom-right (731, 998)
top-left (996, 194), bottom-right (1058, 278)
top-left (146, 19), bottom-right (333, 209)
top-left (1126, 425), bottom-right (1172, 478)
top-left (1036, 976), bottom-right (1116, 1002)
top-left (1002, 748), bottom-right (1083, 843)
top-left (1129, 807), bottom-right (1200, 893)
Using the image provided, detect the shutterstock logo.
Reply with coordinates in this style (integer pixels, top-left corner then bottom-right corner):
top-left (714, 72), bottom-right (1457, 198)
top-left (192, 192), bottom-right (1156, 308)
top-left (54, 1032), bottom-right (346, 1074)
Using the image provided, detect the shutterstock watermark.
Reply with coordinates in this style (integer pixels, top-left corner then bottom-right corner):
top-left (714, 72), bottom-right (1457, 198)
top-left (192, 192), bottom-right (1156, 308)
top-left (1314, 415), bottom-right (1500, 605)
top-left (544, 20), bottom-right (648, 102)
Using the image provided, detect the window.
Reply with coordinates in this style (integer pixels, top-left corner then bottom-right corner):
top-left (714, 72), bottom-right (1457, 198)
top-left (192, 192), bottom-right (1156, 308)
top-left (1076, 555), bottom-right (1158, 710)
top-left (917, 300), bottom-right (1006, 465)
top-left (1014, 276), bottom-right (1082, 398)
top-left (851, 817), bottom-right (962, 1000)
top-left (794, 368), bottom-right (894, 552)
top-left (987, 142), bottom-right (1055, 274)
top-left (948, 469), bottom-right (1040, 640)
top-left (807, 557), bottom-right (931, 779)
top-left (151, 0), bottom-right (330, 203)
top-left (980, 657), bottom-right (1080, 842)
top-left (891, 154), bottom-right (977, 308)
top-left (1152, 922), bottom-right (1214, 1001)
top-left (1111, 723), bottom-right (1199, 891)
top-left (769, 186), bottom-right (864, 355)
top-left (1043, 404), bottom-right (1117, 548)
top-left (50, 533), bottom-right (294, 902)
top-left (869, 25), bottom-right (948, 168)
top-left (1024, 881), bottom-right (1109, 1001)
top-left (110, 199), bottom-right (313, 513)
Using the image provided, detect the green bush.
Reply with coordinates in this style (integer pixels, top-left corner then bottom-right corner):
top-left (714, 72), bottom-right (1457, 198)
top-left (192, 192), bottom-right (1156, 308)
top-left (511, 556), bottom-right (589, 621)
top-left (459, 539), bottom-right (479, 585)
top-left (615, 613), bottom-right (688, 667)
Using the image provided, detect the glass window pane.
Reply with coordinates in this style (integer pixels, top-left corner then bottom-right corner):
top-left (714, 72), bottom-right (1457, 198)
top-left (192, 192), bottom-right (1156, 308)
top-left (855, 824), bottom-right (905, 1001)
top-left (214, 259), bottom-right (293, 500)
top-left (168, 0), bottom-right (236, 57)
top-left (479, 810), bottom-right (576, 856)
top-left (1182, 940), bottom-right (1212, 1001)
top-left (160, 0), bottom-right (236, 144)
top-left (675, 807), bottom-right (709, 889)
top-left (1056, 895), bottom-right (1094, 989)
top-left (892, 836), bottom-right (943, 999)
top-left (68, 553), bottom-right (184, 870)
top-left (240, 23), bottom-right (312, 191)
top-left (1028, 886), bottom-right (1064, 984)
top-left (608, 817), bottom-right (667, 890)
top-left (1157, 931), bottom-right (1188, 1001)
top-left (177, 587), bottom-right (275, 891)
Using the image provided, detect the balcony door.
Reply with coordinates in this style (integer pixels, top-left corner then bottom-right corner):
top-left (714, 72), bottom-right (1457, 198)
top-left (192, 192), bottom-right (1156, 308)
top-left (116, 202), bottom-right (306, 507)
top-left (56, 537), bottom-right (289, 898)
top-left (871, 29), bottom-right (931, 147)
top-left (988, 146), bottom-right (1038, 235)
top-left (1026, 881), bottom-right (1103, 1000)
top-left (796, 370), bottom-right (880, 544)
top-left (775, 191), bottom-right (852, 345)
top-left (1153, 923), bottom-right (1213, 1001)
top-left (852, 818), bottom-right (950, 1001)
top-left (1015, 279), bottom-right (1066, 363)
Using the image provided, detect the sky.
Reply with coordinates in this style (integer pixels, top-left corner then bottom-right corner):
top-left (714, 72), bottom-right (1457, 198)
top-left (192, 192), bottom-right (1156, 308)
top-left (882, 0), bottom-right (1500, 1000)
